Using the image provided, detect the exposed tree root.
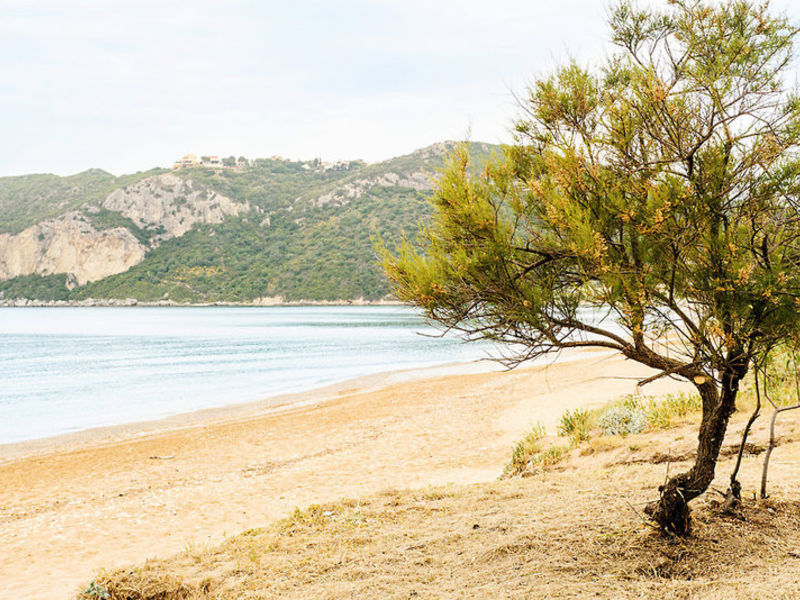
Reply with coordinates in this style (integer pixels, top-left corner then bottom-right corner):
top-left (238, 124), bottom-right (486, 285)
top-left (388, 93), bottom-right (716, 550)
top-left (645, 486), bottom-right (691, 537)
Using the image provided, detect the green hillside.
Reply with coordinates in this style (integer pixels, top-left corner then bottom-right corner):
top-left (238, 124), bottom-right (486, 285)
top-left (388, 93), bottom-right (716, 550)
top-left (0, 142), bottom-right (499, 303)
top-left (0, 168), bottom-right (166, 234)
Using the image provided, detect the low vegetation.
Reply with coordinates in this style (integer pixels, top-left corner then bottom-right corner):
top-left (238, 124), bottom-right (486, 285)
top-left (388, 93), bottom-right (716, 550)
top-left (505, 391), bottom-right (703, 478)
top-left (72, 190), bottom-right (432, 302)
top-left (557, 407), bottom-right (591, 442)
top-left (72, 354), bottom-right (800, 599)
top-left (77, 418), bottom-right (800, 599)
top-left (0, 168), bottom-right (164, 234)
top-left (0, 273), bottom-right (72, 302)
top-left (504, 423), bottom-right (571, 477)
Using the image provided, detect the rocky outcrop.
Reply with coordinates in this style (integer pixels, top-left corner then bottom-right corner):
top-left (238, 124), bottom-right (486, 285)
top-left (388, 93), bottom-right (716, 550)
top-left (371, 170), bottom-right (431, 190)
top-left (310, 170), bottom-right (432, 208)
top-left (0, 212), bottom-right (146, 285)
top-left (0, 174), bottom-right (250, 287)
top-left (102, 174), bottom-right (250, 241)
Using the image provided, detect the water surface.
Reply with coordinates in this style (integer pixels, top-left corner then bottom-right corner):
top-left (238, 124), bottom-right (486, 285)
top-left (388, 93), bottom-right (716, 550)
top-left (0, 306), bottom-right (495, 444)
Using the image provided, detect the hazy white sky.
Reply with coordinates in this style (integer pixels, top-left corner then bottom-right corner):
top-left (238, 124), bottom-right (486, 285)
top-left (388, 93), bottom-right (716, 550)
top-left (1, 0), bottom-right (798, 176)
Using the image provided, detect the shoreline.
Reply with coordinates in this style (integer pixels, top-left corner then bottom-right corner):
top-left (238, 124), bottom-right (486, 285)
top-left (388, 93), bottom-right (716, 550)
top-left (0, 347), bottom-right (621, 464)
top-left (0, 298), bottom-right (404, 308)
top-left (0, 347), bottom-right (693, 599)
top-left (0, 357), bottom-right (509, 464)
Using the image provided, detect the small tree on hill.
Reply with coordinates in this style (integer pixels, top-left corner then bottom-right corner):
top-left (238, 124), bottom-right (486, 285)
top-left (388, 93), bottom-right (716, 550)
top-left (382, 0), bottom-right (800, 535)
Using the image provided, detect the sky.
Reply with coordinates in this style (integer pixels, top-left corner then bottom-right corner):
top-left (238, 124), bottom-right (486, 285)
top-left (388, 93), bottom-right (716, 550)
top-left (1, 0), bottom-right (799, 177)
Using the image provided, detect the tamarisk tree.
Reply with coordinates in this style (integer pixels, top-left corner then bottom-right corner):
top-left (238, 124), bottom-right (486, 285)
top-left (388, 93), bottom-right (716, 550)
top-left (382, 0), bottom-right (800, 535)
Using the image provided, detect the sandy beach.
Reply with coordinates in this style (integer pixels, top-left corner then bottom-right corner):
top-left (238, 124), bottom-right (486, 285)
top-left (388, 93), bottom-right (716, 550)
top-left (0, 349), bottom-right (692, 599)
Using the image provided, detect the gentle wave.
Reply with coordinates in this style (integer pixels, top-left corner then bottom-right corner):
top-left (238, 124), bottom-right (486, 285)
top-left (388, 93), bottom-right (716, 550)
top-left (0, 306), bottom-right (496, 444)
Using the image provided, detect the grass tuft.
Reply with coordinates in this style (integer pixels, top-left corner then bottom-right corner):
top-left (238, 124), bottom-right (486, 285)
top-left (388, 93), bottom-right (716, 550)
top-left (641, 391), bottom-right (702, 429)
top-left (557, 407), bottom-right (592, 442)
top-left (595, 392), bottom-right (702, 435)
top-left (503, 422), bottom-right (573, 477)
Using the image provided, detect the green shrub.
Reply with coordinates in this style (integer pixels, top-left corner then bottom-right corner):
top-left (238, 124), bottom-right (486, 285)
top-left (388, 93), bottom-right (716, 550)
top-left (535, 444), bottom-right (570, 467)
top-left (597, 392), bottom-right (702, 434)
top-left (503, 423), bottom-right (573, 478)
top-left (642, 392), bottom-right (702, 429)
top-left (81, 582), bottom-right (110, 599)
top-left (557, 408), bottom-right (592, 442)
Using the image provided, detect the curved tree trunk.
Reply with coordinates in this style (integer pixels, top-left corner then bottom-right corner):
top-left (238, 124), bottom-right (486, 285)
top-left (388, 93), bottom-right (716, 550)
top-left (645, 379), bottom-right (739, 535)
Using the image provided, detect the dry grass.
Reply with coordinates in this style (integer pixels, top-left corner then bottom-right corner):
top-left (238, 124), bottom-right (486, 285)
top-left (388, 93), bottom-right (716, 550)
top-left (76, 373), bottom-right (800, 600)
top-left (78, 425), bottom-right (800, 600)
top-left (505, 391), bottom-right (705, 478)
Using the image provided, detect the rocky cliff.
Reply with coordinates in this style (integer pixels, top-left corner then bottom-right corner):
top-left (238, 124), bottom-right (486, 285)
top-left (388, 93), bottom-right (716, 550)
top-left (102, 174), bottom-right (250, 242)
top-left (0, 141), bottom-right (498, 302)
top-left (0, 213), bottom-right (146, 286)
top-left (308, 170), bottom-right (431, 208)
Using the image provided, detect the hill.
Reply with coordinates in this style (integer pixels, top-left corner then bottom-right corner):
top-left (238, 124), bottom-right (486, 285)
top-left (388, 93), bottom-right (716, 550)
top-left (0, 168), bottom-right (166, 235)
top-left (0, 142), bottom-right (497, 303)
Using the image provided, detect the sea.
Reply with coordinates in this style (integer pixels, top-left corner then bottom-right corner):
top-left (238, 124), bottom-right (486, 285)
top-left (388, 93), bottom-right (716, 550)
top-left (0, 306), bottom-right (498, 445)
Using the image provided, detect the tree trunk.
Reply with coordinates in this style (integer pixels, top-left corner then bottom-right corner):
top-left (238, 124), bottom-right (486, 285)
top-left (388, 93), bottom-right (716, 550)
top-left (645, 379), bottom-right (738, 536)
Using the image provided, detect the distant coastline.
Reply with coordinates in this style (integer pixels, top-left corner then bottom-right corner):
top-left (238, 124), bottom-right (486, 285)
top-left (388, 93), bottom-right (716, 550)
top-left (0, 297), bottom-right (403, 308)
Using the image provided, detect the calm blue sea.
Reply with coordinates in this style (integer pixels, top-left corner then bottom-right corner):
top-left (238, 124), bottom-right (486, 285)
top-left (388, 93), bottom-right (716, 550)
top-left (0, 306), bottom-right (495, 444)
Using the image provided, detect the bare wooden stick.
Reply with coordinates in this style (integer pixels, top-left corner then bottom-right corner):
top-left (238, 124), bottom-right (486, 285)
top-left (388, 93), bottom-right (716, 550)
top-left (760, 357), bottom-right (800, 499)
top-left (624, 499), bottom-right (659, 530)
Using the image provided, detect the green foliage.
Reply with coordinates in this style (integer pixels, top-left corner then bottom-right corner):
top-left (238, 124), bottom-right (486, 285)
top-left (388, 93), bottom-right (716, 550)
top-left (503, 388), bottom-right (705, 481)
top-left (178, 158), bottom-right (349, 215)
top-left (503, 422), bottom-right (571, 477)
top-left (385, 1), bottom-right (800, 373)
top-left (749, 347), bottom-right (800, 407)
top-left (81, 582), bottom-right (110, 600)
top-left (533, 444), bottom-right (570, 467)
top-left (73, 188), bottom-right (433, 302)
top-left (84, 208), bottom-right (153, 245)
top-left (0, 274), bottom-right (72, 301)
top-left (504, 422), bottom-right (547, 477)
top-left (641, 392), bottom-right (703, 429)
top-left (2, 143), bottom-right (498, 302)
top-left (504, 389), bottom-right (703, 478)
top-left (557, 408), bottom-right (592, 442)
top-left (383, 2), bottom-right (800, 519)
top-left (503, 421), bottom-right (573, 477)
top-left (596, 392), bottom-right (702, 434)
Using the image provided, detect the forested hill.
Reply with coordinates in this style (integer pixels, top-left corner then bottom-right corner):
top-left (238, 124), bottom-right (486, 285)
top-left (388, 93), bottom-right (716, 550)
top-left (0, 142), bottom-right (497, 303)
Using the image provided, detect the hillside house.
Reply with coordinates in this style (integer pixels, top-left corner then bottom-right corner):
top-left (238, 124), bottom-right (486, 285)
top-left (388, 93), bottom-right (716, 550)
top-left (172, 154), bottom-right (200, 169)
top-left (173, 154), bottom-right (239, 170)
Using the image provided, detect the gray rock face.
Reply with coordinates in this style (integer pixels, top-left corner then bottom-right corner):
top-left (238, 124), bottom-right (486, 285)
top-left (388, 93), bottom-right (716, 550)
top-left (102, 173), bottom-right (249, 242)
top-left (310, 170), bottom-right (432, 208)
top-left (0, 212), bottom-right (146, 285)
